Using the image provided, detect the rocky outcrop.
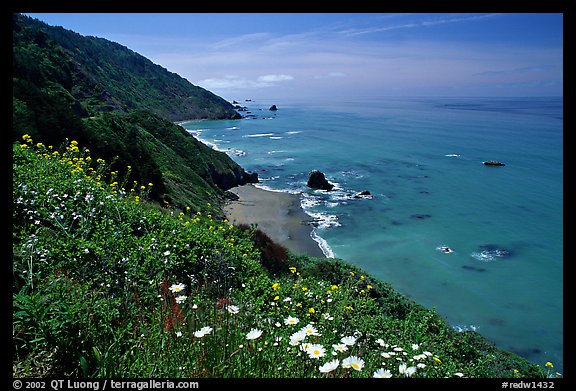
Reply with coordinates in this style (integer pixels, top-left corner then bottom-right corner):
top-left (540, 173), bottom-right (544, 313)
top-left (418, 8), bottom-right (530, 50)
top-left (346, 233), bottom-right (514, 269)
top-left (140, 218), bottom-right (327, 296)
top-left (269, 105), bottom-right (278, 111)
top-left (307, 170), bottom-right (334, 191)
top-left (353, 190), bottom-right (371, 198)
top-left (483, 160), bottom-right (505, 166)
top-left (209, 165), bottom-right (259, 191)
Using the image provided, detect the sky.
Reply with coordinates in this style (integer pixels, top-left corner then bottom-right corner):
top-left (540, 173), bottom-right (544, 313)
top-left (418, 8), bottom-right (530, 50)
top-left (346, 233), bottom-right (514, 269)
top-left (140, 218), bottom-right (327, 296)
top-left (22, 13), bottom-right (564, 102)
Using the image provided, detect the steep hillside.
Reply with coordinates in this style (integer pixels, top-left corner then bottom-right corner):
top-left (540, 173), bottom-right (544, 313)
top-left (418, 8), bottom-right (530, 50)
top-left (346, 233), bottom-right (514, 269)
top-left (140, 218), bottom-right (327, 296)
top-left (12, 14), bottom-right (255, 214)
top-left (12, 14), bottom-right (241, 122)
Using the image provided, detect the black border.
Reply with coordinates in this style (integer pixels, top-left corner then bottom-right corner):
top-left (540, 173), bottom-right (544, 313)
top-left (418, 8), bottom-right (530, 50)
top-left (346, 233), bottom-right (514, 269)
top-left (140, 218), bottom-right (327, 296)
top-left (6, 0), bottom-right (574, 387)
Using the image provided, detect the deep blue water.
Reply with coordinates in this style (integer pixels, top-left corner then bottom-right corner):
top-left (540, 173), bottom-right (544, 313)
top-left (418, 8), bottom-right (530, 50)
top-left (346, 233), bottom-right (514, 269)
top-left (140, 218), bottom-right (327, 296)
top-left (181, 96), bottom-right (563, 373)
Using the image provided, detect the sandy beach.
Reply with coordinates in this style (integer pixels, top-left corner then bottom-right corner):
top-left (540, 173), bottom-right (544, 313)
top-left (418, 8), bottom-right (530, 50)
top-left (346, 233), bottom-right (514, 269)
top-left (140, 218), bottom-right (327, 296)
top-left (223, 184), bottom-right (326, 258)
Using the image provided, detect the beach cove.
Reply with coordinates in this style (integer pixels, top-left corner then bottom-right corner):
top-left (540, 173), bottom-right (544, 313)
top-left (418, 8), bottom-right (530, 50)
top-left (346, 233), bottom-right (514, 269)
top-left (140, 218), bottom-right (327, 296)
top-left (223, 184), bottom-right (326, 258)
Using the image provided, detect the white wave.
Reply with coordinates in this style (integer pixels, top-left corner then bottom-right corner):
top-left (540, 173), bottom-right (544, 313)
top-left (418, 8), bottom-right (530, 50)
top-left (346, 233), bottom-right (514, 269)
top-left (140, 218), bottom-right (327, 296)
top-left (224, 147), bottom-right (245, 157)
top-left (304, 210), bottom-right (341, 230)
top-left (286, 131), bottom-right (302, 135)
top-left (186, 128), bottom-right (209, 133)
top-left (445, 154), bottom-right (461, 157)
top-left (226, 126), bottom-right (240, 130)
top-left (186, 130), bottom-right (201, 137)
top-left (300, 194), bottom-right (341, 229)
top-left (300, 193), bottom-right (321, 209)
top-left (311, 230), bottom-right (335, 258)
top-left (253, 183), bottom-right (300, 195)
top-left (243, 133), bottom-right (275, 138)
top-left (471, 251), bottom-right (495, 262)
top-left (453, 324), bottom-right (479, 332)
top-left (267, 150), bottom-right (288, 154)
top-left (471, 249), bottom-right (509, 262)
top-left (269, 136), bottom-right (284, 140)
top-left (436, 245), bottom-right (454, 254)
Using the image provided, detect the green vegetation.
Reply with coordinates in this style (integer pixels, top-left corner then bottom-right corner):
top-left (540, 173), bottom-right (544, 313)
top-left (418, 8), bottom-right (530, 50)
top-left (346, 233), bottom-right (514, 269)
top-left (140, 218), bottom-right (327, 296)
top-left (12, 13), bottom-right (561, 380)
top-left (13, 14), bottom-right (253, 215)
top-left (13, 137), bottom-right (558, 378)
top-left (13, 14), bottom-right (241, 123)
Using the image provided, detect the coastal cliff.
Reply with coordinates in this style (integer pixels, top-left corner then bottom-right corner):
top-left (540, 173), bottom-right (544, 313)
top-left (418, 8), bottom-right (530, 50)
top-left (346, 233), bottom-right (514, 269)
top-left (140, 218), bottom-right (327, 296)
top-left (12, 13), bottom-right (255, 214)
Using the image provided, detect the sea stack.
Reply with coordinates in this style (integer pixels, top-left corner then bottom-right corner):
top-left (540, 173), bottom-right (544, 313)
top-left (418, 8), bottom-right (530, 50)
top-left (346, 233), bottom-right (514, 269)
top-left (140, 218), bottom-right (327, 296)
top-left (307, 170), bottom-right (334, 191)
top-left (269, 105), bottom-right (278, 111)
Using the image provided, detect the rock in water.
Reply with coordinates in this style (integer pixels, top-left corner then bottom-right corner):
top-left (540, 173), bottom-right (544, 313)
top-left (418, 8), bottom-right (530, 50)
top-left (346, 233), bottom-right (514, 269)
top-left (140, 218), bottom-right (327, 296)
top-left (269, 105), bottom-right (278, 111)
top-left (307, 170), bottom-right (334, 191)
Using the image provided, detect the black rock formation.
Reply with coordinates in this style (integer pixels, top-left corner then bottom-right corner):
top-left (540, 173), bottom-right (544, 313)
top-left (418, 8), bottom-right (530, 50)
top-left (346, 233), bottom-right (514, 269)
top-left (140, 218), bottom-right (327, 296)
top-left (208, 165), bottom-right (259, 191)
top-left (307, 170), bottom-right (334, 191)
top-left (269, 105), bottom-right (278, 111)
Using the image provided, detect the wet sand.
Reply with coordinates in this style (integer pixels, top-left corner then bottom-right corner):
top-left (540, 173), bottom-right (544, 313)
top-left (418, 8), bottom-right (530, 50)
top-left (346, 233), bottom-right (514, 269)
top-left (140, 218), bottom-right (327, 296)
top-left (223, 184), bottom-right (326, 258)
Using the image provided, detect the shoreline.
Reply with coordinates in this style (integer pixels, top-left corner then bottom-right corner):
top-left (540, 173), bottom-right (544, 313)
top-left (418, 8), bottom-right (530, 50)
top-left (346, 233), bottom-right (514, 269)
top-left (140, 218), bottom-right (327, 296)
top-left (223, 184), bottom-right (327, 258)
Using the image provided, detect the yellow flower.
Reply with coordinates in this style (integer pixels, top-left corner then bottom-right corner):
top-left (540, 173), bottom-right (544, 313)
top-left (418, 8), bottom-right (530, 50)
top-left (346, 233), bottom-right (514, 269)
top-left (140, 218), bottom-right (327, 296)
top-left (545, 362), bottom-right (554, 368)
top-left (345, 305), bottom-right (354, 311)
top-left (272, 282), bottom-right (280, 291)
top-left (331, 285), bottom-right (338, 290)
top-left (308, 308), bottom-right (315, 314)
top-left (274, 296), bottom-right (280, 301)
top-left (360, 275), bottom-right (365, 280)
top-left (433, 357), bottom-right (442, 363)
top-left (367, 285), bottom-right (373, 290)
top-left (289, 267), bottom-right (297, 274)
top-left (350, 271), bottom-right (355, 277)
top-left (302, 287), bottom-right (308, 292)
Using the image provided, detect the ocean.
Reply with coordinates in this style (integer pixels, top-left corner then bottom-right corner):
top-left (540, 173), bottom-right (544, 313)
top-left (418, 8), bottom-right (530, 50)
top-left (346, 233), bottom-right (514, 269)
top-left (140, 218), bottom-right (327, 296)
top-left (180, 96), bottom-right (563, 373)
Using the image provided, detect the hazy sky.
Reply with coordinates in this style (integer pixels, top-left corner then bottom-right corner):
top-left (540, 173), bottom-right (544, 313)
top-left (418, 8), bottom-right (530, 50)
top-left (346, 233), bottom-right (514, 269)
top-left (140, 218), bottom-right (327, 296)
top-left (23, 13), bottom-right (563, 101)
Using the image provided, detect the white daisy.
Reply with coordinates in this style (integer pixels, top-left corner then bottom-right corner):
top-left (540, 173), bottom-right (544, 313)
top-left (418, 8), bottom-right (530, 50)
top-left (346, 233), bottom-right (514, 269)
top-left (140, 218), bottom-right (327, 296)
top-left (246, 328), bottom-right (263, 340)
top-left (319, 359), bottom-right (339, 373)
top-left (342, 356), bottom-right (364, 371)
top-left (169, 283), bottom-right (186, 293)
top-left (373, 368), bottom-right (393, 378)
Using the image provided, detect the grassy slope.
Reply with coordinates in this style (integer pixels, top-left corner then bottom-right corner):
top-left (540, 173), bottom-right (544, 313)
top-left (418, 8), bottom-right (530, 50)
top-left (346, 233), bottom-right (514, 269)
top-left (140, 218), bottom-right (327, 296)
top-left (12, 138), bottom-right (553, 379)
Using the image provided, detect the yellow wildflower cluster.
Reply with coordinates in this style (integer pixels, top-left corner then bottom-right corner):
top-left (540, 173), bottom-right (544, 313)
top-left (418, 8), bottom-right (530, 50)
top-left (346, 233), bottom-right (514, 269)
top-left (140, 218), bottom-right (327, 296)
top-left (18, 134), bottom-right (154, 203)
top-left (21, 135), bottom-right (93, 175)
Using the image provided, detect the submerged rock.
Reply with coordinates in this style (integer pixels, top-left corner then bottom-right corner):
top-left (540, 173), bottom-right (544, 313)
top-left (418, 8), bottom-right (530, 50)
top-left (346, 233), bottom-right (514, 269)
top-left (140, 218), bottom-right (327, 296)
top-left (353, 190), bottom-right (372, 199)
top-left (307, 170), bottom-right (334, 191)
top-left (483, 160), bottom-right (505, 166)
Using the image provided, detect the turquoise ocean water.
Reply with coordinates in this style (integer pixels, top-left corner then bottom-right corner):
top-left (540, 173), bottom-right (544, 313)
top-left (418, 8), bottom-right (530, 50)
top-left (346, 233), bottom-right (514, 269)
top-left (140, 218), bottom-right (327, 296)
top-left (181, 96), bottom-right (563, 372)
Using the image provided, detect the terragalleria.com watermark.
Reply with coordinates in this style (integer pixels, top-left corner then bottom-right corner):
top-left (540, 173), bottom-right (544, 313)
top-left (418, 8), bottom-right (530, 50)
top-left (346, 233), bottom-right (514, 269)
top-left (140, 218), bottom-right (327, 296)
top-left (12, 379), bottom-right (199, 391)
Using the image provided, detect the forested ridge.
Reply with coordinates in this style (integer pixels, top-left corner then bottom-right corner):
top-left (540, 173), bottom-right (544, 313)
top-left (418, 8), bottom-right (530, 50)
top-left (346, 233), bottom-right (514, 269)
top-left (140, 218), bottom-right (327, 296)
top-left (12, 13), bottom-right (255, 214)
